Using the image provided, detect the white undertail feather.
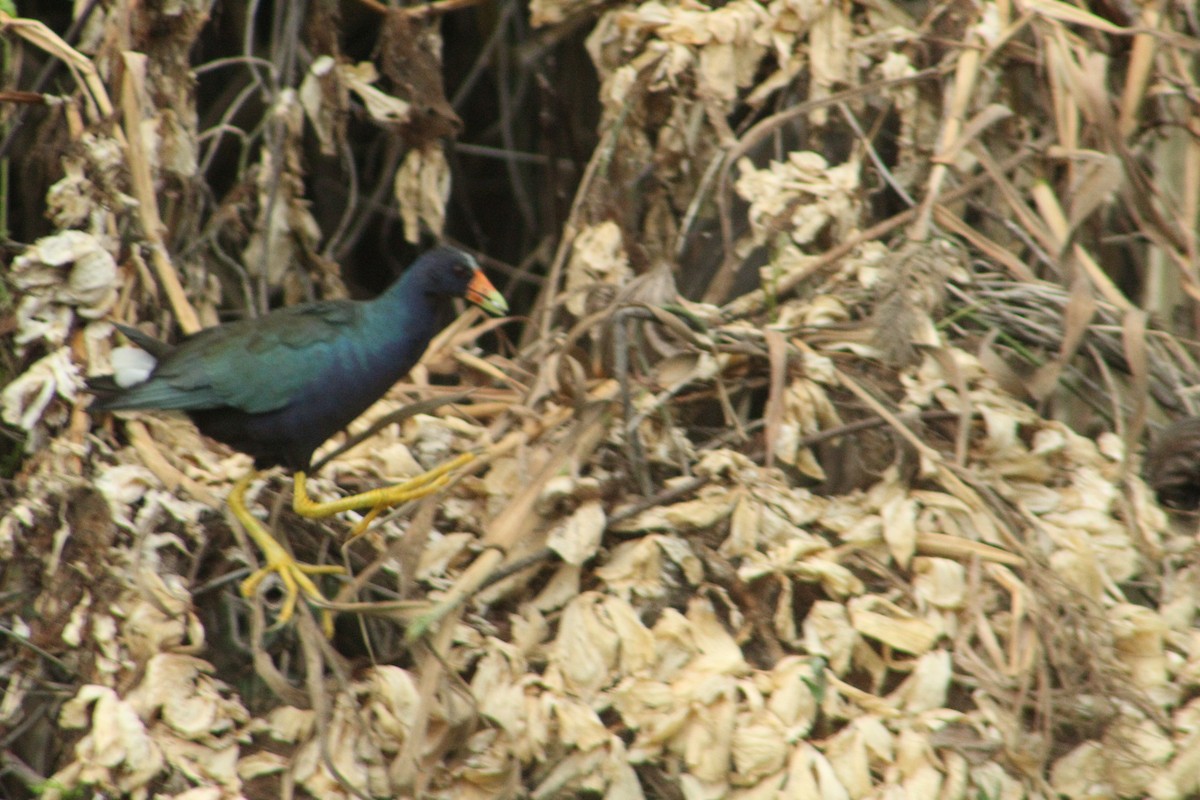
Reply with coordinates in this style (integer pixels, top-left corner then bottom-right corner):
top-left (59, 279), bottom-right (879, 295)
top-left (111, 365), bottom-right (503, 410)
top-left (111, 346), bottom-right (157, 388)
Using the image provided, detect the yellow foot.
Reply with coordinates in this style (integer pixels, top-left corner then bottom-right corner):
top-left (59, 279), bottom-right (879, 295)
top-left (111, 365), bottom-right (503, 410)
top-left (228, 454), bottom-right (476, 636)
top-left (292, 452), bottom-right (476, 521)
top-left (230, 471), bottom-right (343, 636)
top-left (238, 547), bottom-right (343, 636)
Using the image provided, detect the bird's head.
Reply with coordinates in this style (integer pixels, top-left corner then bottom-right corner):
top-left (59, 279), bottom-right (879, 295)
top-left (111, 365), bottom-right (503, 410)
top-left (417, 247), bottom-right (509, 317)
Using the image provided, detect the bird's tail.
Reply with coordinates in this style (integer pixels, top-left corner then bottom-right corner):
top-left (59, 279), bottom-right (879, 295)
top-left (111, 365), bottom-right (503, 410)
top-left (86, 323), bottom-right (173, 411)
top-left (85, 375), bottom-right (126, 411)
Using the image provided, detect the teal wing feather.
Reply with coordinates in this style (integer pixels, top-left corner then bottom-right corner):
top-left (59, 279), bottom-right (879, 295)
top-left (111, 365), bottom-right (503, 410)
top-left (114, 300), bottom-right (363, 414)
top-left (204, 301), bottom-right (362, 413)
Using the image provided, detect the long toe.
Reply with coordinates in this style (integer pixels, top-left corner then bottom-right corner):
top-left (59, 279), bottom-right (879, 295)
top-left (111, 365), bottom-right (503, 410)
top-left (240, 557), bottom-right (343, 636)
top-left (230, 472), bottom-right (343, 636)
top-left (293, 452), bottom-right (477, 519)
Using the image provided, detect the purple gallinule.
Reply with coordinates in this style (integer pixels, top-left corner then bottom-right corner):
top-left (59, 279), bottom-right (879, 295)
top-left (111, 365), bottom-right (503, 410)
top-left (90, 246), bottom-right (508, 631)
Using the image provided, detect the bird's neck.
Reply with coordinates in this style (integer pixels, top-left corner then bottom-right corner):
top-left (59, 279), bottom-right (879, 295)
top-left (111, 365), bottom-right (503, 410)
top-left (362, 278), bottom-right (448, 361)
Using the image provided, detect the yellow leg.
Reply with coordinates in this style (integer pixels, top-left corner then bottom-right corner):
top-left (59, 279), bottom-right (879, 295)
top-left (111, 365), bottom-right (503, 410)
top-left (231, 454), bottom-right (474, 635)
top-left (346, 505), bottom-right (387, 541)
top-left (293, 452), bottom-right (476, 520)
top-left (231, 471), bottom-right (341, 636)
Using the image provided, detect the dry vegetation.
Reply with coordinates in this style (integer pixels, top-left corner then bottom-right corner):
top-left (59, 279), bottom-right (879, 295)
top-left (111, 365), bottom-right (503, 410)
top-left (2, 0), bottom-right (1200, 797)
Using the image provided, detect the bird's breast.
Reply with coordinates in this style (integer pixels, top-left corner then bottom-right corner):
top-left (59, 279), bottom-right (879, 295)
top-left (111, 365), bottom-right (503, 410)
top-left (285, 335), bottom-right (424, 444)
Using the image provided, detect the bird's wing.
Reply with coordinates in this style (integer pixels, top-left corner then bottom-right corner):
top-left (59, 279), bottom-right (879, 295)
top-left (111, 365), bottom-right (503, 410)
top-left (113, 323), bottom-right (175, 358)
top-left (108, 301), bottom-right (362, 414)
top-left (187, 300), bottom-right (362, 414)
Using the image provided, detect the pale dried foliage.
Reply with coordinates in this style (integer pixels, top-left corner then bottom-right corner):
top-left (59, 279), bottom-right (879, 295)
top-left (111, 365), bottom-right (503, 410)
top-left (3, 1), bottom-right (1200, 799)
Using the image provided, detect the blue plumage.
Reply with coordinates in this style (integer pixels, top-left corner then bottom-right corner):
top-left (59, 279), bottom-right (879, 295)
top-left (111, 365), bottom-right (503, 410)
top-left (90, 246), bottom-right (508, 471)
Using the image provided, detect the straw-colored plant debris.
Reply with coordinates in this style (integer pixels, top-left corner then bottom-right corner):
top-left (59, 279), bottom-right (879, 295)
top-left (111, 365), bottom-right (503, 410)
top-left (2, 0), bottom-right (1200, 798)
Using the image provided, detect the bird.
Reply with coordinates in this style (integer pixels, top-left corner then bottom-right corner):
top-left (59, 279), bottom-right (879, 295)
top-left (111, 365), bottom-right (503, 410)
top-left (89, 245), bottom-right (509, 632)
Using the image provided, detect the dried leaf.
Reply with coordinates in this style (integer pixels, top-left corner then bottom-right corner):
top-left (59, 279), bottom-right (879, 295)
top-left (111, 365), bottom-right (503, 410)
top-left (848, 597), bottom-right (940, 656)
top-left (394, 143), bottom-right (450, 243)
top-left (547, 500), bottom-right (607, 566)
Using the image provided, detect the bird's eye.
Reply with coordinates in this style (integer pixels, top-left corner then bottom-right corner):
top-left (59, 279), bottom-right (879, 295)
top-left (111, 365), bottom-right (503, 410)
top-left (453, 263), bottom-right (472, 279)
